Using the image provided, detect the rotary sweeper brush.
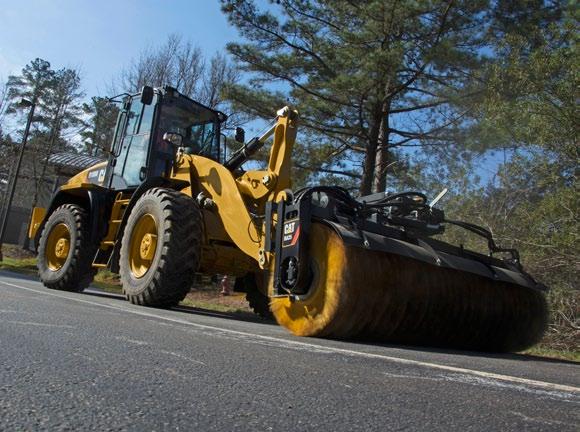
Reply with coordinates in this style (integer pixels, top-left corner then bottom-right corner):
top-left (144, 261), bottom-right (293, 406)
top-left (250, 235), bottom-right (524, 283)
top-left (28, 86), bottom-right (548, 352)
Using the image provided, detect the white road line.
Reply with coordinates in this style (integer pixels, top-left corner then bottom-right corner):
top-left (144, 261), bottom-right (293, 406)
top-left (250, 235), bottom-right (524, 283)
top-left (1, 319), bottom-right (75, 329)
top-left (2, 278), bottom-right (579, 395)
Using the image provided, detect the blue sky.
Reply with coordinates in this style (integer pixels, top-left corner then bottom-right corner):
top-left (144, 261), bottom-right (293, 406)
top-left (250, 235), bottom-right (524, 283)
top-left (0, 0), bottom-right (237, 96)
top-left (0, 1), bottom-right (504, 187)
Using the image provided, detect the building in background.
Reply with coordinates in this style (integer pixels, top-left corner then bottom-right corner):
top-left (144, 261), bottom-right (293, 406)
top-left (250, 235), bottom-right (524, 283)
top-left (0, 152), bottom-right (104, 247)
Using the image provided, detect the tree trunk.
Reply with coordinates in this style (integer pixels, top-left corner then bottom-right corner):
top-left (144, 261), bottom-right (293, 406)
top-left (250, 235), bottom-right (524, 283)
top-left (32, 113), bottom-right (61, 208)
top-left (360, 114), bottom-right (381, 196)
top-left (373, 100), bottom-right (391, 193)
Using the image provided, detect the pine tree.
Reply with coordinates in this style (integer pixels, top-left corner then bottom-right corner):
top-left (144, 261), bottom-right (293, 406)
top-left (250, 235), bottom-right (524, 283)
top-left (40, 67), bottom-right (85, 153)
top-left (221, 0), bottom-right (488, 194)
top-left (80, 97), bottom-right (120, 157)
top-left (439, 2), bottom-right (578, 351)
top-left (4, 59), bottom-right (85, 208)
top-left (6, 58), bottom-right (54, 111)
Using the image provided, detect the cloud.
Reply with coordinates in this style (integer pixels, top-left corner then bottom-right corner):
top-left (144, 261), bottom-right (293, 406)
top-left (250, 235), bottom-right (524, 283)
top-left (0, 50), bottom-right (24, 80)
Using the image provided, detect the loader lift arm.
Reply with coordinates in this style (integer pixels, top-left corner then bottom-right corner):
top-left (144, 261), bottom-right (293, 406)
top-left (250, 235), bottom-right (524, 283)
top-left (181, 106), bottom-right (300, 267)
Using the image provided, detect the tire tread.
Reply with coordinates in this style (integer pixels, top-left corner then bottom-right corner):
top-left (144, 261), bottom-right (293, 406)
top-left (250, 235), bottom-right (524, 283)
top-left (120, 188), bottom-right (202, 307)
top-left (37, 204), bottom-right (97, 292)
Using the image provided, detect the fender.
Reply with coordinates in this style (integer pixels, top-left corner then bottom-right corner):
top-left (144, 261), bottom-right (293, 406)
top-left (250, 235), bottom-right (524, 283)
top-left (33, 185), bottom-right (113, 250)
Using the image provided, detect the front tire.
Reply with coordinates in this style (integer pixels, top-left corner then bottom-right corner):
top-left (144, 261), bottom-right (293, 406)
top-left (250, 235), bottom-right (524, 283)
top-left (37, 204), bottom-right (97, 292)
top-left (119, 188), bottom-right (202, 307)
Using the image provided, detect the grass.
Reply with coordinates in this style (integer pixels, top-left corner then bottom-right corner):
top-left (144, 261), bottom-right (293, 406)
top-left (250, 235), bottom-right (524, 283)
top-left (1, 245), bottom-right (577, 363)
top-left (523, 346), bottom-right (580, 362)
top-left (0, 245), bottom-right (38, 274)
top-left (93, 269), bottom-right (123, 294)
top-left (90, 267), bottom-right (253, 316)
top-left (0, 256), bottom-right (37, 274)
top-left (179, 296), bottom-right (258, 319)
top-left (0, 257), bottom-right (37, 273)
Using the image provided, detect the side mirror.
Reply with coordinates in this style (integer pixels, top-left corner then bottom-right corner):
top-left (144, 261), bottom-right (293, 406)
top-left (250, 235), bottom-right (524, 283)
top-left (140, 86), bottom-right (154, 105)
top-left (163, 132), bottom-right (183, 148)
top-left (235, 127), bottom-right (245, 143)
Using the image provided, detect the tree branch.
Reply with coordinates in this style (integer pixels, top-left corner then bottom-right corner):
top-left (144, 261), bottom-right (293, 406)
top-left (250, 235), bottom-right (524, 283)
top-left (294, 162), bottom-right (361, 179)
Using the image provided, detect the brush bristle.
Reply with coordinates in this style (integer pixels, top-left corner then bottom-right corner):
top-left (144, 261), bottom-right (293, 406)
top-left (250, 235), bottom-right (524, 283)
top-left (271, 224), bottom-right (548, 352)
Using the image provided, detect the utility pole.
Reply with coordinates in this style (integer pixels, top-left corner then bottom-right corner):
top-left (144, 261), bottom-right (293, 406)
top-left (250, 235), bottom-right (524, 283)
top-left (0, 99), bottom-right (36, 261)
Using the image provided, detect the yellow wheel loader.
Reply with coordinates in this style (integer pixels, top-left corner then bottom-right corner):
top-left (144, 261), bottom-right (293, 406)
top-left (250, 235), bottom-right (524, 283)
top-left (28, 86), bottom-right (548, 351)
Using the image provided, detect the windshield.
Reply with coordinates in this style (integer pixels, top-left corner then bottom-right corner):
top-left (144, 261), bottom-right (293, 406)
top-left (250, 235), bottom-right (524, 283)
top-left (157, 95), bottom-right (220, 160)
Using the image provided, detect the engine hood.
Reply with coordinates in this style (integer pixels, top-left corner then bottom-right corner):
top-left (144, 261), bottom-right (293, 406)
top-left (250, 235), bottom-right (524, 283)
top-left (65, 162), bottom-right (108, 188)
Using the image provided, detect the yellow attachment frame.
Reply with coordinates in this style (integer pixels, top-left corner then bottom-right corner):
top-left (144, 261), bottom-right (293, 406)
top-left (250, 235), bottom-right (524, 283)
top-left (235, 107), bottom-right (297, 205)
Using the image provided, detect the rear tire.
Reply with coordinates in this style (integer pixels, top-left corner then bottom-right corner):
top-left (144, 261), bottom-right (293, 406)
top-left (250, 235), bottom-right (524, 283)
top-left (119, 188), bottom-right (202, 307)
top-left (37, 204), bottom-right (97, 292)
top-left (236, 273), bottom-right (273, 320)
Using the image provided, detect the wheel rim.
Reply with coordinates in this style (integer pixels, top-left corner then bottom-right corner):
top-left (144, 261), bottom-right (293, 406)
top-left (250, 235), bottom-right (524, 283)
top-left (129, 213), bottom-right (158, 278)
top-left (45, 223), bottom-right (71, 271)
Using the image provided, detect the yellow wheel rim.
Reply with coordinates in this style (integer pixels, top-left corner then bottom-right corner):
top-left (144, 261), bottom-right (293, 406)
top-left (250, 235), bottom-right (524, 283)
top-left (129, 213), bottom-right (158, 278)
top-left (45, 223), bottom-right (71, 271)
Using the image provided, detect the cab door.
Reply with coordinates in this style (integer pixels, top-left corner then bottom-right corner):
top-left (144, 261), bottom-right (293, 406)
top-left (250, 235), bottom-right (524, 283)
top-left (110, 97), bottom-right (156, 190)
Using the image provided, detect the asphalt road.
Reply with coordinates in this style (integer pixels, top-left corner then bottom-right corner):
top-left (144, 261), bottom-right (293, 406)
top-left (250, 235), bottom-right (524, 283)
top-left (0, 271), bottom-right (578, 431)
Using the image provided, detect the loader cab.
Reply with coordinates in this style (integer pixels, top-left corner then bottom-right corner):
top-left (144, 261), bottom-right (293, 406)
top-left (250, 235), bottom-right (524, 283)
top-left (107, 86), bottom-right (226, 190)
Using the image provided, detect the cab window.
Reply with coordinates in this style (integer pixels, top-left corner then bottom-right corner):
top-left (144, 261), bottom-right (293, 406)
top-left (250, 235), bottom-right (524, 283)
top-left (111, 97), bottom-right (156, 189)
top-left (187, 121), bottom-right (217, 160)
top-left (156, 95), bottom-right (220, 162)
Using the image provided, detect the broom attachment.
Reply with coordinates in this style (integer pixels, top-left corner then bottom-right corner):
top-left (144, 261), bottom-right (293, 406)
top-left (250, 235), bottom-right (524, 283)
top-left (266, 186), bottom-right (548, 351)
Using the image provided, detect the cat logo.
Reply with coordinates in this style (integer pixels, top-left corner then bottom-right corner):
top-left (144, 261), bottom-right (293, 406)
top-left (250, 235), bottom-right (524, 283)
top-left (87, 168), bottom-right (106, 184)
top-left (282, 220), bottom-right (299, 247)
top-left (284, 222), bottom-right (295, 235)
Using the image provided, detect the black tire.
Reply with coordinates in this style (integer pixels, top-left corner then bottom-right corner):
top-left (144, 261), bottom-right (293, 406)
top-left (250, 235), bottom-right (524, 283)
top-left (37, 204), bottom-right (97, 292)
top-left (236, 273), bottom-right (273, 320)
top-left (119, 188), bottom-right (202, 307)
